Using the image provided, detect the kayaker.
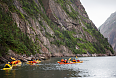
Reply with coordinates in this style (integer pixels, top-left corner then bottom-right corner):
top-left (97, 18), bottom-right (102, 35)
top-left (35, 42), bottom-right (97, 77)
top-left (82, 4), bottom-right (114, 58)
top-left (33, 60), bottom-right (37, 63)
top-left (29, 61), bottom-right (32, 63)
top-left (18, 60), bottom-right (20, 63)
top-left (72, 59), bottom-right (76, 62)
top-left (64, 59), bottom-right (67, 63)
top-left (61, 59), bottom-right (64, 62)
top-left (16, 61), bottom-right (18, 64)
top-left (14, 62), bottom-right (16, 64)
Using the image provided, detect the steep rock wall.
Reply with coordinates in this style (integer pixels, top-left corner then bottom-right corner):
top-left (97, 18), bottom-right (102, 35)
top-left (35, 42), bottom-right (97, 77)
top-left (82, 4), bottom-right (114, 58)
top-left (0, 0), bottom-right (114, 63)
top-left (12, 0), bottom-right (76, 57)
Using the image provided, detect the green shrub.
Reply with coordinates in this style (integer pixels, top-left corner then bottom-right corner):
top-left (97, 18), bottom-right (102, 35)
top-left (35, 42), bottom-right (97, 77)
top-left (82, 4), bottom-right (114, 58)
top-left (0, 6), bottom-right (36, 56)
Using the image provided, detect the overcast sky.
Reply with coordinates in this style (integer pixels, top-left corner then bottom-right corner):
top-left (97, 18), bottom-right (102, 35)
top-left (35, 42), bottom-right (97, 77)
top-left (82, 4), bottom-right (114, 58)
top-left (80, 0), bottom-right (116, 28)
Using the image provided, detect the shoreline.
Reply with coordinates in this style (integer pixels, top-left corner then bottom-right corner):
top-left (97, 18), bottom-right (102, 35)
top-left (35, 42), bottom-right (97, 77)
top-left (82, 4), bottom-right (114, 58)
top-left (0, 52), bottom-right (115, 64)
top-left (0, 49), bottom-right (115, 64)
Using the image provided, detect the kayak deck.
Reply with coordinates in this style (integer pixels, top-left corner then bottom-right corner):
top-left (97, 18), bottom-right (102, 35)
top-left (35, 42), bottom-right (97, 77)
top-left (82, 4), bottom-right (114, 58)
top-left (11, 60), bottom-right (22, 66)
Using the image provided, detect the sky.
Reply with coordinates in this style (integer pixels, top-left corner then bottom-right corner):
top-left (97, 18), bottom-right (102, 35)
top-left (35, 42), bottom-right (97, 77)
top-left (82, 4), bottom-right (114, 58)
top-left (80, 0), bottom-right (116, 28)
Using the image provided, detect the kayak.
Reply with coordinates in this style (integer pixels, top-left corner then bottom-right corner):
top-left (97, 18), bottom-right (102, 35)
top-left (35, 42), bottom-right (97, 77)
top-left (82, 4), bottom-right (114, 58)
top-left (72, 61), bottom-right (83, 63)
top-left (3, 64), bottom-right (12, 70)
top-left (27, 61), bottom-right (37, 65)
top-left (58, 57), bottom-right (83, 64)
top-left (27, 59), bottom-right (41, 65)
top-left (57, 61), bottom-right (74, 64)
top-left (57, 61), bottom-right (83, 64)
top-left (11, 60), bottom-right (22, 66)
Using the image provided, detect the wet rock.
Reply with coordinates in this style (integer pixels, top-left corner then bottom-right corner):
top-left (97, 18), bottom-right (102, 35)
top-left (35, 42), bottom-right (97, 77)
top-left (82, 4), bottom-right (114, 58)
top-left (92, 53), bottom-right (97, 57)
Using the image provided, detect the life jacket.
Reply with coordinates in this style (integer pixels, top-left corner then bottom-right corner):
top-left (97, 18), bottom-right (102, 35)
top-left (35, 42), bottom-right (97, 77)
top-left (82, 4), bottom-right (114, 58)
top-left (61, 59), bottom-right (64, 62)
top-left (29, 61), bottom-right (33, 63)
top-left (33, 61), bottom-right (37, 63)
top-left (72, 59), bottom-right (76, 62)
top-left (64, 60), bottom-right (67, 63)
top-left (77, 60), bottom-right (80, 62)
top-left (17, 60), bottom-right (20, 63)
top-left (16, 61), bottom-right (18, 64)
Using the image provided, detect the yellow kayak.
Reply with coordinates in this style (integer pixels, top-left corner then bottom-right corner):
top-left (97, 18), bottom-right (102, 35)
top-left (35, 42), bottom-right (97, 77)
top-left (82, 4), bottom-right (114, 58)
top-left (57, 61), bottom-right (83, 64)
top-left (27, 59), bottom-right (41, 65)
top-left (72, 61), bottom-right (83, 63)
top-left (3, 64), bottom-right (12, 70)
top-left (27, 61), bottom-right (36, 65)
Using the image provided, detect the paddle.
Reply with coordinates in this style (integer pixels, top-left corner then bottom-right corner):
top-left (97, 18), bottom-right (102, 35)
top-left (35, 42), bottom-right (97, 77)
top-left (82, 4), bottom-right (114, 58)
top-left (11, 57), bottom-right (16, 61)
top-left (75, 56), bottom-right (78, 60)
top-left (76, 56), bottom-right (78, 58)
top-left (68, 58), bottom-right (71, 63)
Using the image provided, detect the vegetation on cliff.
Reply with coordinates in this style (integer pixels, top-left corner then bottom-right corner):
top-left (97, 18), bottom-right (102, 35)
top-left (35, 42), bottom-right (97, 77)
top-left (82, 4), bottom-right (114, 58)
top-left (0, 3), bottom-right (36, 56)
top-left (0, 0), bottom-right (114, 57)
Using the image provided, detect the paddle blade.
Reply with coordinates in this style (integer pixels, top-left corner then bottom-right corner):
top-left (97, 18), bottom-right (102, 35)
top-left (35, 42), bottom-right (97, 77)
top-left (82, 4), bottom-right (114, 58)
top-left (11, 57), bottom-right (16, 60)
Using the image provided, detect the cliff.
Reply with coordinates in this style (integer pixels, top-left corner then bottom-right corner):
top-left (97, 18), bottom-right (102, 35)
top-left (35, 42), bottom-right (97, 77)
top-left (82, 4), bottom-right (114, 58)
top-left (99, 11), bottom-right (116, 53)
top-left (0, 0), bottom-right (114, 63)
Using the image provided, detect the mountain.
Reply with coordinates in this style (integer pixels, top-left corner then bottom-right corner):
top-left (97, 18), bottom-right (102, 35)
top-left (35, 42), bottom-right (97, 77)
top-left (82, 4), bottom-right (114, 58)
top-left (0, 0), bottom-right (114, 63)
top-left (99, 11), bottom-right (116, 53)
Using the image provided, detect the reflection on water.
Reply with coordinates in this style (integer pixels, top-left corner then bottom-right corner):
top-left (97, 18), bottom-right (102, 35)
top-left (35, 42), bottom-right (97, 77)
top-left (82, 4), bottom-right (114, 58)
top-left (0, 56), bottom-right (116, 78)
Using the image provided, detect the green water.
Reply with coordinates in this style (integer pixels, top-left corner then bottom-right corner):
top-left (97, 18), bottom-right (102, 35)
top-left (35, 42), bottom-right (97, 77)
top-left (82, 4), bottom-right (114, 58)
top-left (0, 56), bottom-right (116, 78)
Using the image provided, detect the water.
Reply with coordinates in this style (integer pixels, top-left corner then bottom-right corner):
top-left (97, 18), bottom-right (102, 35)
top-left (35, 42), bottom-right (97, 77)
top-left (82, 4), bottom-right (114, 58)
top-left (0, 56), bottom-right (116, 78)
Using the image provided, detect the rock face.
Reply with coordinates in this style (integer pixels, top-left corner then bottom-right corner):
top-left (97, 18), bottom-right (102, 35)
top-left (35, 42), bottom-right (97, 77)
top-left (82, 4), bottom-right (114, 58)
top-left (99, 11), bottom-right (116, 53)
top-left (0, 0), bottom-right (114, 63)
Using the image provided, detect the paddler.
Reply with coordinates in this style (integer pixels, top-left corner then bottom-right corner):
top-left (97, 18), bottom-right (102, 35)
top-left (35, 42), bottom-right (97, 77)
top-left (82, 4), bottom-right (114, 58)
top-left (33, 60), bottom-right (37, 63)
top-left (16, 61), bottom-right (18, 64)
top-left (64, 59), bottom-right (67, 63)
top-left (61, 59), bottom-right (64, 62)
top-left (72, 59), bottom-right (76, 62)
top-left (77, 60), bottom-right (80, 62)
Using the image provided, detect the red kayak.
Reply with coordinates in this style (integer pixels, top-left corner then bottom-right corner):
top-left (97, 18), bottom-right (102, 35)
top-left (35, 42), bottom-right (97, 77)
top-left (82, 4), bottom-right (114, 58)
top-left (57, 61), bottom-right (74, 64)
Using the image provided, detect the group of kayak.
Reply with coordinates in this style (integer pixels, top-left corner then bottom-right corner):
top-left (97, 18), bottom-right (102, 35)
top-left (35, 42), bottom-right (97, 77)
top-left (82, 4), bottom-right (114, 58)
top-left (2, 57), bottom-right (41, 70)
top-left (3, 57), bottom-right (22, 70)
top-left (57, 57), bottom-right (83, 64)
top-left (3, 56), bottom-right (82, 70)
top-left (26, 59), bottom-right (41, 65)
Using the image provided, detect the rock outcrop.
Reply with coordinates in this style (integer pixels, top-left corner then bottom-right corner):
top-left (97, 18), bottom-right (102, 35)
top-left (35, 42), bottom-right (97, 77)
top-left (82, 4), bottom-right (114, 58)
top-left (99, 11), bottom-right (116, 53)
